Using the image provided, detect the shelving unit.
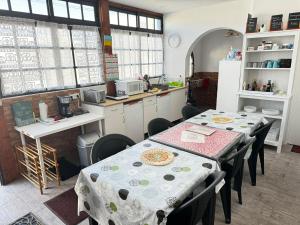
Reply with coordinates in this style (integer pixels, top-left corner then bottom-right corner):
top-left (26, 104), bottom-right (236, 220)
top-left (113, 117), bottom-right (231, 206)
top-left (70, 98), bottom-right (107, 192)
top-left (238, 30), bottom-right (300, 153)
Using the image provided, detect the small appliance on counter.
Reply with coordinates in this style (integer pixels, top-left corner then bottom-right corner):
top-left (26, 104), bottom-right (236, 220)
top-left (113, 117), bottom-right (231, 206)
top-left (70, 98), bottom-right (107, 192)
top-left (83, 89), bottom-right (106, 104)
top-left (57, 96), bottom-right (73, 118)
top-left (115, 80), bottom-right (144, 96)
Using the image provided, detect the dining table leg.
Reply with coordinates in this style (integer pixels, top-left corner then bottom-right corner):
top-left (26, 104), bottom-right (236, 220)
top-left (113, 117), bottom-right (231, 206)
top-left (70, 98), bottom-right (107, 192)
top-left (36, 138), bottom-right (48, 189)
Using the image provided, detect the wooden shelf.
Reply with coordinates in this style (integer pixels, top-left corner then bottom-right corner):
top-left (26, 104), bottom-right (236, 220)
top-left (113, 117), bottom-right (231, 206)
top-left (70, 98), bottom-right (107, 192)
top-left (245, 67), bottom-right (290, 71)
top-left (15, 143), bottom-right (60, 194)
top-left (246, 49), bottom-right (293, 53)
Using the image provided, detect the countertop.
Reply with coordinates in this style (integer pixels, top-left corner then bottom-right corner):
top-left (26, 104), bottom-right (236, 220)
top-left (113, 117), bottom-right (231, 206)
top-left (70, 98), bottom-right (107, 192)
top-left (90, 86), bottom-right (186, 107)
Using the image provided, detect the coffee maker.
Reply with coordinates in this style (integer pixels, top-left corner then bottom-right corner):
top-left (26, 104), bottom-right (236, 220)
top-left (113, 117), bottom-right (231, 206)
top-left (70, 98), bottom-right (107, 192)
top-left (57, 96), bottom-right (73, 118)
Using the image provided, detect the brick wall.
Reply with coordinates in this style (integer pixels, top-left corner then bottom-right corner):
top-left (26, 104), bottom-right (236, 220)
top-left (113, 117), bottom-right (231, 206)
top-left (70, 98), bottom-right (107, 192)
top-left (0, 89), bottom-right (81, 184)
top-left (191, 72), bottom-right (218, 109)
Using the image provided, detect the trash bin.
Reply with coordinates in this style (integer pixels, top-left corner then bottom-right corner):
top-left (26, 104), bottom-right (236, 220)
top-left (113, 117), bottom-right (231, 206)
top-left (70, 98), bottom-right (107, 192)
top-left (77, 132), bottom-right (100, 167)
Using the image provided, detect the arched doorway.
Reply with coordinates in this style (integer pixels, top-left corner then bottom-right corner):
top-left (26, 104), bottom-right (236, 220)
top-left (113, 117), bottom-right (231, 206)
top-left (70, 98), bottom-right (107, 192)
top-left (185, 28), bottom-right (243, 111)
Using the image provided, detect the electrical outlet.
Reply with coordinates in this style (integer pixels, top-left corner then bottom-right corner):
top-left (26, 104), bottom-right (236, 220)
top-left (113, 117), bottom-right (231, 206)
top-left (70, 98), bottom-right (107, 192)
top-left (70, 93), bottom-right (80, 100)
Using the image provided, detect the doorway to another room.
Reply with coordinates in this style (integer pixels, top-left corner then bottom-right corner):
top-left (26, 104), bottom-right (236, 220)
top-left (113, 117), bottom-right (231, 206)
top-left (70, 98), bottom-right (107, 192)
top-left (187, 29), bottom-right (243, 111)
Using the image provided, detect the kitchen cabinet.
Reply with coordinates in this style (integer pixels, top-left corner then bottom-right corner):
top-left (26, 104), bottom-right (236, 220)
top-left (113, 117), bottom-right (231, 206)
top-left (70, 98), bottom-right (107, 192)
top-left (157, 93), bottom-right (171, 120)
top-left (124, 101), bottom-right (144, 143)
top-left (143, 96), bottom-right (158, 133)
top-left (104, 104), bottom-right (126, 135)
top-left (217, 60), bottom-right (241, 112)
top-left (170, 88), bottom-right (186, 121)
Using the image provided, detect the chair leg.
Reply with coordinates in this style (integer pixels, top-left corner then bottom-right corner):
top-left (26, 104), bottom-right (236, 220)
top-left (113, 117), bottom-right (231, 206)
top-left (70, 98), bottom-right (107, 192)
top-left (234, 162), bottom-right (244, 204)
top-left (248, 154), bottom-right (258, 186)
top-left (258, 147), bottom-right (265, 175)
top-left (202, 193), bottom-right (217, 225)
top-left (220, 180), bottom-right (231, 224)
top-left (89, 217), bottom-right (98, 225)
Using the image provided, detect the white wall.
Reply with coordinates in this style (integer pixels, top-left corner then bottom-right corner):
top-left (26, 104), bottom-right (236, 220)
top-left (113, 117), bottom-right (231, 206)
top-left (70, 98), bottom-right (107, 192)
top-left (192, 30), bottom-right (243, 72)
top-left (163, 0), bottom-right (251, 81)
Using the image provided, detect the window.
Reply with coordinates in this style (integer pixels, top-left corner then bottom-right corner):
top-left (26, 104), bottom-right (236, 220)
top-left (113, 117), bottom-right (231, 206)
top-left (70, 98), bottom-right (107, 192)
top-left (109, 9), bottom-right (163, 33)
top-left (10, 0), bottom-right (30, 13)
top-left (140, 33), bottom-right (163, 77)
top-left (0, 0), bottom-right (97, 24)
top-left (112, 29), bottom-right (163, 80)
top-left (71, 26), bottom-right (103, 85)
top-left (0, 0), bottom-right (9, 10)
top-left (53, 0), bottom-right (68, 18)
top-left (68, 2), bottom-right (82, 20)
top-left (0, 18), bottom-right (103, 97)
top-left (31, 0), bottom-right (48, 15)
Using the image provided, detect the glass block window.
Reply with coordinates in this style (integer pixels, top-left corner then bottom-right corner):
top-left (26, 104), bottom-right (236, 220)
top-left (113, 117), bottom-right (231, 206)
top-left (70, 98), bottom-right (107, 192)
top-left (112, 29), bottom-right (163, 80)
top-left (71, 26), bottom-right (103, 86)
top-left (0, 18), bottom-right (103, 96)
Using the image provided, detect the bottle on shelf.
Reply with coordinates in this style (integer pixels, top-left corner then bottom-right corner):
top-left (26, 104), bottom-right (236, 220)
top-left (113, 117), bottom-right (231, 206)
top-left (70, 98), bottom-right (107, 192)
top-left (266, 80), bottom-right (272, 92)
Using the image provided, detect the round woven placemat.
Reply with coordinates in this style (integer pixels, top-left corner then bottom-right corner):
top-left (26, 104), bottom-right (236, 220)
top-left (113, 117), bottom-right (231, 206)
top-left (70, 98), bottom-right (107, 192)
top-left (212, 116), bottom-right (234, 124)
top-left (141, 149), bottom-right (174, 166)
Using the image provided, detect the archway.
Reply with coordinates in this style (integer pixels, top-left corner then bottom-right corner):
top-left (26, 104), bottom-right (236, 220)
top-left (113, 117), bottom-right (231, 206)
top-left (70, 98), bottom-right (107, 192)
top-left (185, 28), bottom-right (243, 110)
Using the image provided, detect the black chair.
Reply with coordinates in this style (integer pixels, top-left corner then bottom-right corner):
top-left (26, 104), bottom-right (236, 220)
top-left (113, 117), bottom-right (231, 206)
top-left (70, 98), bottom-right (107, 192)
top-left (181, 105), bottom-right (201, 120)
top-left (89, 134), bottom-right (136, 225)
top-left (167, 171), bottom-right (225, 225)
top-left (90, 134), bottom-right (135, 164)
top-left (148, 118), bottom-right (173, 136)
top-left (219, 138), bottom-right (255, 224)
top-left (248, 120), bottom-right (274, 186)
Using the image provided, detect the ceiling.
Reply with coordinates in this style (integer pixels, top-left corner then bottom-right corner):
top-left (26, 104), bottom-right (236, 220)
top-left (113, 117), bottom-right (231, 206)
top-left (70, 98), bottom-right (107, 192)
top-left (110, 0), bottom-right (235, 14)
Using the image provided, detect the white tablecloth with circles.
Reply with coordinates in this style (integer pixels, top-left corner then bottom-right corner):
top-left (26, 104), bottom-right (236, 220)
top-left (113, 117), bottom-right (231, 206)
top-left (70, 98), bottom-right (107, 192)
top-left (75, 140), bottom-right (219, 225)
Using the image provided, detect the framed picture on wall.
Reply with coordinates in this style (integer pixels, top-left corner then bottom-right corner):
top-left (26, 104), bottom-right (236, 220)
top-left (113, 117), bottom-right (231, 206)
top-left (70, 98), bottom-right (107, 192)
top-left (270, 14), bottom-right (283, 31)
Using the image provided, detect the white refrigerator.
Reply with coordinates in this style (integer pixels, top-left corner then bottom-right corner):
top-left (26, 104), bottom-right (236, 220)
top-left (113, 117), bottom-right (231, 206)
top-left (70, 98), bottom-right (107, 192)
top-left (216, 60), bottom-right (241, 112)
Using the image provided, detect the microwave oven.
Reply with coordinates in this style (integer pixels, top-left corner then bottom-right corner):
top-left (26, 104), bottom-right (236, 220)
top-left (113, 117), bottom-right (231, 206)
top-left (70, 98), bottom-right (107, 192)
top-left (83, 89), bottom-right (106, 103)
top-left (115, 80), bottom-right (144, 96)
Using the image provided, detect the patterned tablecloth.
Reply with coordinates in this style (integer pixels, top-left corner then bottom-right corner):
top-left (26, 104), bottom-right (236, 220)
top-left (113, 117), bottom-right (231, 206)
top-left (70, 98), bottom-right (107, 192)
top-left (186, 109), bottom-right (264, 139)
top-left (150, 122), bottom-right (242, 160)
top-left (75, 140), bottom-right (219, 225)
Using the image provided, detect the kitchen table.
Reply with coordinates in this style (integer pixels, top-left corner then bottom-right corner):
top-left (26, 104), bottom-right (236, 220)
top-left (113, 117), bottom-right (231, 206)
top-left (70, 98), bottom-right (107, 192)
top-left (75, 140), bottom-right (220, 225)
top-left (186, 109), bottom-right (264, 140)
top-left (15, 112), bottom-right (104, 189)
top-left (150, 122), bottom-right (243, 160)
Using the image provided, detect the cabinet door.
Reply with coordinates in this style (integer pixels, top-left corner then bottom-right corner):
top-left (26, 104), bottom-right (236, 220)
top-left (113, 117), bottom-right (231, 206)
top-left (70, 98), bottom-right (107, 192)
top-left (157, 93), bottom-right (171, 120)
top-left (170, 89), bottom-right (186, 121)
top-left (104, 104), bottom-right (125, 135)
top-left (143, 96), bottom-right (158, 133)
top-left (124, 101), bottom-right (144, 143)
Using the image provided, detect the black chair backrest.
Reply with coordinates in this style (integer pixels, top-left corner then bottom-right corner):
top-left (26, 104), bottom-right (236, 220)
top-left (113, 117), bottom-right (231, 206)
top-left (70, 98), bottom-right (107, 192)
top-left (182, 105), bottom-right (201, 120)
top-left (148, 118), bottom-right (173, 136)
top-left (167, 171), bottom-right (225, 225)
top-left (250, 120), bottom-right (274, 153)
top-left (221, 138), bottom-right (255, 178)
top-left (90, 134), bottom-right (135, 164)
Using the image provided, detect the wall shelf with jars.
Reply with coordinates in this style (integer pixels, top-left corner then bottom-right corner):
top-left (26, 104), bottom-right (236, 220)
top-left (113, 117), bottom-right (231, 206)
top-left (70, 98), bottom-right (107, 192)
top-left (238, 30), bottom-right (300, 153)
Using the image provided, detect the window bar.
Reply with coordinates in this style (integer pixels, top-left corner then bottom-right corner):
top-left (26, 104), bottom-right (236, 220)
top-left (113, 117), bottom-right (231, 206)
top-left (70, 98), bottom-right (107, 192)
top-left (7, 0), bottom-right (12, 11)
top-left (66, 1), bottom-right (70, 19)
top-left (47, 0), bottom-right (53, 17)
top-left (68, 26), bottom-right (79, 87)
top-left (27, 0), bottom-right (32, 14)
top-left (80, 3), bottom-right (84, 21)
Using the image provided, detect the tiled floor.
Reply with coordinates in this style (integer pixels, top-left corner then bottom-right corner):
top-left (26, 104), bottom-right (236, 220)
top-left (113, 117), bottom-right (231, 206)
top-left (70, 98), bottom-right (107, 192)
top-left (1, 145), bottom-right (300, 225)
top-left (0, 176), bottom-right (89, 225)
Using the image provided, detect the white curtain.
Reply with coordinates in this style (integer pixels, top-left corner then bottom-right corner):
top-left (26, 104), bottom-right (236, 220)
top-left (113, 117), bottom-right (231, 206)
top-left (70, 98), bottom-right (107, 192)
top-left (111, 29), bottom-right (163, 80)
